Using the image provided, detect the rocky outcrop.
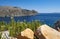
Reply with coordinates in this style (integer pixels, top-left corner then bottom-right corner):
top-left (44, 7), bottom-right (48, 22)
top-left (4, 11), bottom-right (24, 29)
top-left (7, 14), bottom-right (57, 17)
top-left (0, 6), bottom-right (37, 17)
top-left (21, 28), bottom-right (34, 39)
top-left (35, 24), bottom-right (60, 39)
top-left (16, 28), bottom-right (34, 39)
top-left (1, 25), bottom-right (60, 39)
top-left (34, 25), bottom-right (46, 39)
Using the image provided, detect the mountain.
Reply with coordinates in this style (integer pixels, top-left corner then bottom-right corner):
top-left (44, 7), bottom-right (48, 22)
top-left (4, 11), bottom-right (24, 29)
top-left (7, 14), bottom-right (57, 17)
top-left (0, 6), bottom-right (37, 17)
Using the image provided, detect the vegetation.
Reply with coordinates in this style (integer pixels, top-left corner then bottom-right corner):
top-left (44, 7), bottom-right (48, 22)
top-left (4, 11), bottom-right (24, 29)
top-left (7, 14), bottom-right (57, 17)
top-left (0, 18), bottom-right (43, 38)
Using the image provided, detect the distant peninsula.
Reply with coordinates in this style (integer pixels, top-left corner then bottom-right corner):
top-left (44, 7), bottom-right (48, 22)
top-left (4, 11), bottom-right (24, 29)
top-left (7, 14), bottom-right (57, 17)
top-left (0, 6), bottom-right (38, 17)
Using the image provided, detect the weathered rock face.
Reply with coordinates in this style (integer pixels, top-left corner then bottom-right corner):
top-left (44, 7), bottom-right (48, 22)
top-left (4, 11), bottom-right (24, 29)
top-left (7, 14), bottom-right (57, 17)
top-left (21, 28), bottom-right (34, 39)
top-left (34, 25), bottom-right (46, 39)
top-left (36, 24), bottom-right (60, 39)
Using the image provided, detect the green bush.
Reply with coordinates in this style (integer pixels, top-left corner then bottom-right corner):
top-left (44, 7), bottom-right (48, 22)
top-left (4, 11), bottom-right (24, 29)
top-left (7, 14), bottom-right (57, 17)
top-left (0, 19), bottom-right (43, 38)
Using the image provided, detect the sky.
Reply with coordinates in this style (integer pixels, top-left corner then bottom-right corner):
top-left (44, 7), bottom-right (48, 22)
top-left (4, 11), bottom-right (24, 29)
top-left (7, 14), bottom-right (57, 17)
top-left (0, 0), bottom-right (60, 13)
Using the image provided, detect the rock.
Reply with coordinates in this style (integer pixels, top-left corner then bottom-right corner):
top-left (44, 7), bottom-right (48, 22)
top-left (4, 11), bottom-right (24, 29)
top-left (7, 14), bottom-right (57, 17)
top-left (1, 31), bottom-right (9, 39)
top-left (9, 37), bottom-right (17, 39)
top-left (54, 20), bottom-right (60, 31)
top-left (16, 33), bottom-right (30, 39)
top-left (34, 25), bottom-right (46, 39)
top-left (21, 28), bottom-right (34, 39)
top-left (35, 24), bottom-right (60, 39)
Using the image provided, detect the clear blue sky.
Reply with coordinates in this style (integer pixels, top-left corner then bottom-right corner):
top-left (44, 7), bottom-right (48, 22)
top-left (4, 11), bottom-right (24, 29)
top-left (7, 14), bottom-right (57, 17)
top-left (0, 0), bottom-right (60, 13)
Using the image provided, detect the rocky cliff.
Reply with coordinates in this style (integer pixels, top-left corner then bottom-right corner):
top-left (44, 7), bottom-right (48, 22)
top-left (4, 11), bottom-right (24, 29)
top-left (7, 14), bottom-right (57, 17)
top-left (0, 6), bottom-right (37, 17)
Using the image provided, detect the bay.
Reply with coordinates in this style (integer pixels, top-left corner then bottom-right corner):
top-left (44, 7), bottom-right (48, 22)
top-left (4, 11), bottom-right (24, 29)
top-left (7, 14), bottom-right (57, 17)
top-left (0, 13), bottom-right (60, 27)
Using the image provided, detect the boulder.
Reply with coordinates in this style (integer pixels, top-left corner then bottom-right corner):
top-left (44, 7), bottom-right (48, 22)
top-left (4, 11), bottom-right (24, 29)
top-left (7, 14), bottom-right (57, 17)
top-left (35, 24), bottom-right (60, 39)
top-left (21, 28), bottom-right (34, 39)
top-left (9, 37), bottom-right (17, 39)
top-left (1, 31), bottom-right (9, 39)
top-left (34, 25), bottom-right (46, 39)
top-left (16, 33), bottom-right (30, 39)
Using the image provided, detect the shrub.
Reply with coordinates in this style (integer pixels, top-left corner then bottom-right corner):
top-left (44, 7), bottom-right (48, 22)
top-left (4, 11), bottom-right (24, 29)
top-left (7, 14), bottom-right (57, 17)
top-left (0, 19), bottom-right (43, 38)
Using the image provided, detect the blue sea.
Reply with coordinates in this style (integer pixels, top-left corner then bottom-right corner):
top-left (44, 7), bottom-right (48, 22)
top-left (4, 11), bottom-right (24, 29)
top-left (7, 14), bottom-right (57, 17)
top-left (0, 13), bottom-right (60, 27)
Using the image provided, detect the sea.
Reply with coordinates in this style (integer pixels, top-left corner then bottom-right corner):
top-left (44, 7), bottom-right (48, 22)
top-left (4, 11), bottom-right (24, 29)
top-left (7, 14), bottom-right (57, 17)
top-left (0, 13), bottom-right (60, 27)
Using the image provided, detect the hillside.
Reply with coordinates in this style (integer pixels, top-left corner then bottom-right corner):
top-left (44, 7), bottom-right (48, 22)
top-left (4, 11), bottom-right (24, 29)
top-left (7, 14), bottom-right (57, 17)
top-left (0, 6), bottom-right (37, 17)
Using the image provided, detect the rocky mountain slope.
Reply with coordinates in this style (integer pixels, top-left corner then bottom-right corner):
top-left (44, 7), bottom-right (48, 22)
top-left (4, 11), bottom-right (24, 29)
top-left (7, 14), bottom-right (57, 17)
top-left (0, 6), bottom-right (37, 17)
